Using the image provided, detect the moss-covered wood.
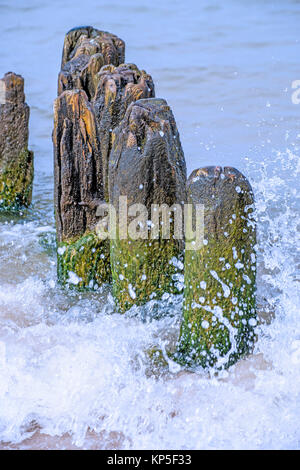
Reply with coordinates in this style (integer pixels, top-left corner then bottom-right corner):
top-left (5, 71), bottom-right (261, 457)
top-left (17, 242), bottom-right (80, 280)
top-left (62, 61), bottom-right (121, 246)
top-left (58, 26), bottom-right (125, 97)
top-left (175, 166), bottom-right (257, 370)
top-left (53, 89), bottom-right (109, 287)
top-left (110, 236), bottom-right (184, 313)
top-left (0, 72), bottom-right (33, 210)
top-left (109, 98), bottom-right (187, 312)
top-left (57, 231), bottom-right (110, 289)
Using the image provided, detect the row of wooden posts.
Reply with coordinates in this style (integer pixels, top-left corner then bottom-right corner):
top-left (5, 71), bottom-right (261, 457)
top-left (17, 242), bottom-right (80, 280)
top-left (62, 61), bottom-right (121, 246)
top-left (0, 26), bottom-right (257, 369)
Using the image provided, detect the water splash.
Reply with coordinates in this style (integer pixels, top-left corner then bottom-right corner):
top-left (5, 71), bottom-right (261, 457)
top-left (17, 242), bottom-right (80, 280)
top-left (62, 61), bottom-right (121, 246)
top-left (0, 145), bottom-right (299, 449)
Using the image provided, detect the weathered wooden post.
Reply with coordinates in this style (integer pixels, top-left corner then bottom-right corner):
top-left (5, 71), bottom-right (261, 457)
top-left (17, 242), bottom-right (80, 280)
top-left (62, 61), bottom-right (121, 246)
top-left (175, 166), bottom-right (257, 369)
top-left (109, 98), bottom-right (187, 312)
top-left (61, 26), bottom-right (125, 69)
top-left (93, 63), bottom-right (155, 199)
top-left (0, 72), bottom-right (33, 210)
top-left (58, 26), bottom-right (125, 97)
top-left (53, 89), bottom-right (110, 288)
top-left (54, 27), bottom-right (155, 289)
top-left (54, 26), bottom-right (125, 288)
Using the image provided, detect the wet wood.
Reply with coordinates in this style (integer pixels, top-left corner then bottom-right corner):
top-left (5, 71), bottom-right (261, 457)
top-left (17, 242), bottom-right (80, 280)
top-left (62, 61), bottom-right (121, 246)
top-left (54, 27), bottom-right (157, 289)
top-left (58, 26), bottom-right (125, 97)
top-left (93, 63), bottom-right (155, 199)
top-left (0, 72), bottom-right (33, 209)
top-left (109, 98), bottom-right (187, 312)
top-left (176, 166), bottom-right (257, 369)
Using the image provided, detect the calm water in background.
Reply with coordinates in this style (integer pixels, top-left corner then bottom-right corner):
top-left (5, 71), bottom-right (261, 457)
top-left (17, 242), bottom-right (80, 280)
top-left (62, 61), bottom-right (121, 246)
top-left (0, 0), bottom-right (299, 449)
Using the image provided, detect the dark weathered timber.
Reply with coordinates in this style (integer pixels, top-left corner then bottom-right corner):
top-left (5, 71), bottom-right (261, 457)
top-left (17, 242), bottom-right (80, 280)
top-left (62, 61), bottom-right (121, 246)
top-left (109, 98), bottom-right (187, 313)
top-left (54, 26), bottom-right (127, 288)
top-left (58, 26), bottom-right (125, 98)
top-left (0, 72), bottom-right (33, 209)
top-left (53, 89), bottom-right (110, 288)
top-left (175, 166), bottom-right (257, 370)
top-left (55, 27), bottom-right (158, 289)
top-left (93, 63), bottom-right (155, 199)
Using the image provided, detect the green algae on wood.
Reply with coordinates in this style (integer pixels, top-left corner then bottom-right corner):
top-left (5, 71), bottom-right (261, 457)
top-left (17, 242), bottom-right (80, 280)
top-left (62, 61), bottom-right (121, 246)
top-left (175, 166), bottom-right (257, 370)
top-left (109, 98), bottom-right (187, 313)
top-left (57, 231), bottom-right (110, 289)
top-left (53, 89), bottom-right (110, 288)
top-left (0, 72), bottom-right (34, 210)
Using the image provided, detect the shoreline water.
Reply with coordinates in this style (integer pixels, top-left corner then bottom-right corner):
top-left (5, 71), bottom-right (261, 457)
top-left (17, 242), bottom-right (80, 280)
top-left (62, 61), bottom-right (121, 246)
top-left (0, 0), bottom-right (299, 450)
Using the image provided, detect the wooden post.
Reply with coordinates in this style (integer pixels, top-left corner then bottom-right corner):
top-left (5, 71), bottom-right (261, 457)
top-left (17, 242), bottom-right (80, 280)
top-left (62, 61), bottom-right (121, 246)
top-left (58, 26), bottom-right (125, 97)
top-left (53, 89), bottom-right (110, 288)
top-left (54, 27), bottom-right (155, 289)
top-left (175, 166), bottom-right (257, 369)
top-left (93, 63), bottom-right (155, 200)
top-left (54, 26), bottom-right (125, 288)
top-left (0, 72), bottom-right (33, 210)
top-left (109, 98), bottom-right (187, 312)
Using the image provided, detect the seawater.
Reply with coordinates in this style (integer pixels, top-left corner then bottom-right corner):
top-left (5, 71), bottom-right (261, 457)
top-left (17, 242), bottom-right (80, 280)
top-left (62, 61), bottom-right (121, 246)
top-left (0, 0), bottom-right (299, 449)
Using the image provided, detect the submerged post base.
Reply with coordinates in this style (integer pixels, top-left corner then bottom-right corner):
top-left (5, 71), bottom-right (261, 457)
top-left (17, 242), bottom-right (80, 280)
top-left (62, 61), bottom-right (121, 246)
top-left (175, 166), bottom-right (257, 370)
top-left (110, 238), bottom-right (184, 313)
top-left (57, 232), bottom-right (110, 290)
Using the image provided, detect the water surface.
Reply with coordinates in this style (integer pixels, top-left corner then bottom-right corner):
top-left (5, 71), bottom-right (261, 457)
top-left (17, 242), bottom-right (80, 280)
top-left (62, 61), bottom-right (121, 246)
top-left (0, 0), bottom-right (299, 450)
